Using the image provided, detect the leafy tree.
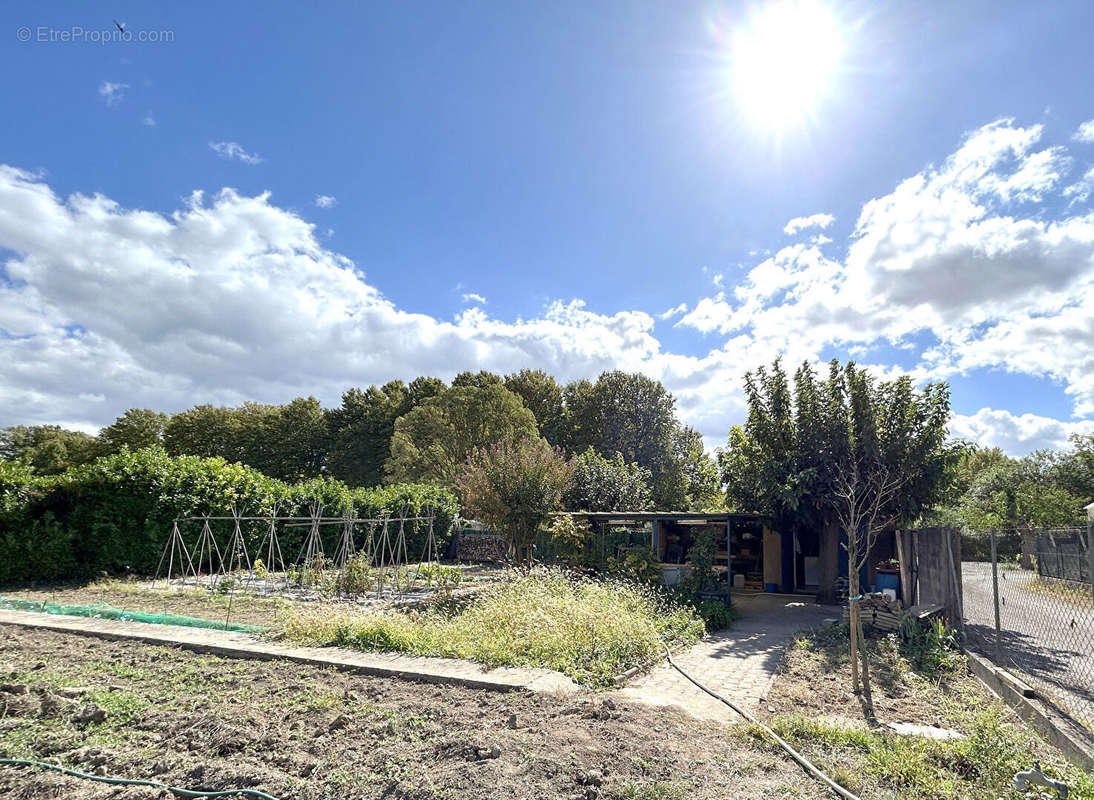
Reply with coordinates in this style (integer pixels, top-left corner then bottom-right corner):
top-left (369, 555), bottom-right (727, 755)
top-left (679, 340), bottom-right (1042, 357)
top-left (657, 426), bottom-right (722, 511)
top-left (0, 425), bottom-right (99, 475)
top-left (721, 359), bottom-right (954, 696)
top-left (451, 370), bottom-right (504, 390)
top-left (386, 383), bottom-right (537, 487)
top-left (1045, 433), bottom-right (1094, 506)
top-left (97, 408), bottom-right (169, 455)
top-left (163, 399), bottom-right (327, 482)
top-left (565, 448), bottom-right (651, 512)
top-left (504, 369), bottom-right (566, 445)
top-left (563, 371), bottom-right (696, 507)
top-left (163, 405), bottom-right (241, 461)
top-left (458, 435), bottom-right (573, 564)
top-left (327, 382), bottom-right (412, 487)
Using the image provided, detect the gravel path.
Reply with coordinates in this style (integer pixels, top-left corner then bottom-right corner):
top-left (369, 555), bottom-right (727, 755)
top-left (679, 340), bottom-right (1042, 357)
top-left (962, 561), bottom-right (1094, 727)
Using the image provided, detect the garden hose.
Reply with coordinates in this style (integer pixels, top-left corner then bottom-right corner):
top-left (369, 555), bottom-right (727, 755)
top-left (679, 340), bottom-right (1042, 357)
top-left (0, 758), bottom-right (280, 800)
top-left (655, 639), bottom-right (863, 800)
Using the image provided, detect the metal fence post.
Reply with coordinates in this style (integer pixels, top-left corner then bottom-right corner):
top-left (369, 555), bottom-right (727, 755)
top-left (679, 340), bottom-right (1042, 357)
top-left (1087, 515), bottom-right (1093, 606)
top-left (991, 528), bottom-right (1002, 664)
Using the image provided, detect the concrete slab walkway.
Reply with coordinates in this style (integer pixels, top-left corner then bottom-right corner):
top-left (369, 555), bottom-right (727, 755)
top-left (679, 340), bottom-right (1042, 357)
top-left (0, 608), bottom-right (581, 696)
top-left (616, 594), bottom-right (835, 722)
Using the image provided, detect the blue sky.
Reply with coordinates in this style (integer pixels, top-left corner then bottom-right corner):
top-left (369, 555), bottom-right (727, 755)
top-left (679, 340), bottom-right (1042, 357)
top-left (2, 0), bottom-right (1093, 456)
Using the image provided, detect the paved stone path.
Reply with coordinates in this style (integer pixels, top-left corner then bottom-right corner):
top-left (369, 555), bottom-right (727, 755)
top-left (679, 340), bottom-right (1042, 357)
top-left (615, 594), bottom-right (835, 722)
top-left (0, 608), bottom-right (581, 696)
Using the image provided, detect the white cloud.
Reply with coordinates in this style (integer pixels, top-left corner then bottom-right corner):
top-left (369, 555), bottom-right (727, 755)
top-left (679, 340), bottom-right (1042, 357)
top-left (658, 303), bottom-right (688, 320)
top-left (1073, 119), bottom-right (1094, 144)
top-left (0, 166), bottom-right (691, 435)
top-left (315, 195), bottom-right (337, 209)
top-left (1064, 165), bottom-right (1094, 205)
top-left (783, 212), bottom-right (834, 235)
top-left (98, 81), bottom-right (129, 107)
top-left (2, 116), bottom-right (1093, 458)
top-left (949, 408), bottom-right (1094, 457)
top-left (142, 113), bottom-right (156, 128)
top-left (209, 141), bottom-right (264, 165)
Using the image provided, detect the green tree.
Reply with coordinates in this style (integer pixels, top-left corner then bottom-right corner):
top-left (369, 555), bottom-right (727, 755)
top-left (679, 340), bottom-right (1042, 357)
top-left (721, 359), bottom-right (954, 695)
top-left (163, 405), bottom-right (241, 461)
top-left (0, 425), bottom-right (99, 475)
top-left (386, 383), bottom-right (538, 487)
top-left (452, 370), bottom-right (504, 390)
top-left (563, 371), bottom-right (692, 507)
top-left (327, 382), bottom-right (412, 487)
top-left (458, 435), bottom-right (573, 564)
top-left (565, 448), bottom-right (652, 512)
top-left (504, 369), bottom-right (566, 445)
top-left (97, 409), bottom-right (169, 455)
top-left (657, 426), bottom-right (722, 510)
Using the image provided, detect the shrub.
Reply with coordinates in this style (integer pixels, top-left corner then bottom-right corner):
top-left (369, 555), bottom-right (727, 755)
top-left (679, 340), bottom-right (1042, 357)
top-left (274, 568), bottom-right (705, 686)
top-left (694, 599), bottom-right (736, 632)
top-left (458, 436), bottom-right (573, 564)
top-left (0, 447), bottom-right (458, 584)
top-left (606, 545), bottom-right (662, 585)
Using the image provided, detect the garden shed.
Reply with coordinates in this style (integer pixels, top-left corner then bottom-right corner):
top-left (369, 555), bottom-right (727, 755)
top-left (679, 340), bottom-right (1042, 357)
top-left (576, 511), bottom-right (823, 602)
top-left (576, 511), bottom-right (906, 605)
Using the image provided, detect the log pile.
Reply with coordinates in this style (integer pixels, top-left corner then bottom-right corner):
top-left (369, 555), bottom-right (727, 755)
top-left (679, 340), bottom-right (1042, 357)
top-left (842, 592), bottom-right (902, 632)
top-left (455, 533), bottom-right (508, 563)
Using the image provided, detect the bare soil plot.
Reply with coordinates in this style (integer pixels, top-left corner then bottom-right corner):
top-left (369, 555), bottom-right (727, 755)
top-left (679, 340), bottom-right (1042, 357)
top-left (0, 626), bottom-right (823, 800)
top-left (759, 625), bottom-right (1094, 799)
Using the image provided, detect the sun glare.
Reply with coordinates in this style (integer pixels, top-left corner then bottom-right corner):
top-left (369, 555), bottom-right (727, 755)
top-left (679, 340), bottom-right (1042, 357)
top-left (730, 0), bottom-right (845, 131)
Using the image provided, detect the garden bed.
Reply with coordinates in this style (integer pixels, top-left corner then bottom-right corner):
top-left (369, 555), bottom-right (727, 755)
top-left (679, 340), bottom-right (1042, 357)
top-left (757, 624), bottom-right (1094, 799)
top-left (0, 626), bottom-right (825, 800)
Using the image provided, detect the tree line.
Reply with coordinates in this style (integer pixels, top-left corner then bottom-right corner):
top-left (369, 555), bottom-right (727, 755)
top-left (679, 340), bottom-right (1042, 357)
top-left (0, 369), bottom-right (721, 511)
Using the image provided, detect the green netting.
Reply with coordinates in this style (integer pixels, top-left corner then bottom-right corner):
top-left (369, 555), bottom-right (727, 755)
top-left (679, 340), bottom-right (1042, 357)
top-left (0, 595), bottom-right (266, 634)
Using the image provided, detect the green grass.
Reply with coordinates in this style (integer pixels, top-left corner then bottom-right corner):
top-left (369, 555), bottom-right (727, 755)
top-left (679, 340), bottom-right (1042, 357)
top-left (272, 568), bottom-right (706, 687)
top-left (758, 708), bottom-right (1094, 799)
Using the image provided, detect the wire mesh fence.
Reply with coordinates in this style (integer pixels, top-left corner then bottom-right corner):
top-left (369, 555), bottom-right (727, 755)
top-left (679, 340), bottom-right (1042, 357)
top-left (962, 526), bottom-right (1094, 731)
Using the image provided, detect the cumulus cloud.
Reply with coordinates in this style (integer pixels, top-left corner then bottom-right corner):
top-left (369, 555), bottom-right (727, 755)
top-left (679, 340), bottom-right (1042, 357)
top-left (950, 408), bottom-right (1094, 457)
top-left (0, 166), bottom-right (697, 433)
top-left (2, 116), bottom-right (1093, 456)
top-left (142, 113), bottom-right (156, 127)
top-left (658, 303), bottom-right (688, 320)
top-left (314, 195), bottom-right (337, 209)
top-left (783, 212), bottom-right (834, 235)
top-left (1074, 119), bottom-right (1094, 144)
top-left (98, 81), bottom-right (129, 107)
top-left (209, 141), bottom-right (264, 165)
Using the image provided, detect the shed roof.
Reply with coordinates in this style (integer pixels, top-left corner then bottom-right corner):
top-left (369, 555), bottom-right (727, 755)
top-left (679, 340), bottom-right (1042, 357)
top-left (575, 511), bottom-right (768, 523)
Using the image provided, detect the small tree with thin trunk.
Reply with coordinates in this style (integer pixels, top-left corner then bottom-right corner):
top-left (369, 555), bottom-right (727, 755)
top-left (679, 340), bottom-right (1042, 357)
top-left (458, 435), bottom-right (573, 565)
top-left (833, 452), bottom-right (904, 697)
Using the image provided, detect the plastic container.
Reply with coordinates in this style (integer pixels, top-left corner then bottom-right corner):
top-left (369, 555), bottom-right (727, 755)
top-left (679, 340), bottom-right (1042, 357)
top-left (875, 570), bottom-right (900, 597)
top-left (764, 582), bottom-right (778, 593)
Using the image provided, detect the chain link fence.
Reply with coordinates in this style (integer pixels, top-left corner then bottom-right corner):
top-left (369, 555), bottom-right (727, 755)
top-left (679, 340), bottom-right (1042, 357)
top-left (962, 526), bottom-right (1094, 731)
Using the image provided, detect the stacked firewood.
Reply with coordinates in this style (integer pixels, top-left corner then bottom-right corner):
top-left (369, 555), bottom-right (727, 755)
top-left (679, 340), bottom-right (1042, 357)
top-left (841, 592), bottom-right (903, 632)
top-left (455, 533), bottom-right (508, 563)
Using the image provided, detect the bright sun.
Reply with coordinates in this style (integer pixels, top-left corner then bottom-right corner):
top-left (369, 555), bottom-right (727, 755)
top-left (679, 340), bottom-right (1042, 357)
top-left (730, 0), bottom-right (845, 130)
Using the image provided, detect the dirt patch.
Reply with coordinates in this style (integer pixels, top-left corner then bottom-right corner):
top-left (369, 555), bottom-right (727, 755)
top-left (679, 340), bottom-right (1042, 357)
top-left (0, 626), bottom-right (823, 800)
top-left (760, 624), bottom-right (990, 731)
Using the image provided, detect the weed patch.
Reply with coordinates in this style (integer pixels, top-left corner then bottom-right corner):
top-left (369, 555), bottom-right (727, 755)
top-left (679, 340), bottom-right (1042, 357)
top-left (273, 568), bottom-right (705, 686)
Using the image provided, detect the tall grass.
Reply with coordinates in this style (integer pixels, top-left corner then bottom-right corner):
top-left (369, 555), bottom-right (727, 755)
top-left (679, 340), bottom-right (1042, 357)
top-left (274, 568), bottom-right (705, 686)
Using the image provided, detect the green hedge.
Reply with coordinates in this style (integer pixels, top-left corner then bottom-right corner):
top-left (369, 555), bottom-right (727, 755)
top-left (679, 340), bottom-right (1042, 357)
top-left (0, 448), bottom-right (458, 584)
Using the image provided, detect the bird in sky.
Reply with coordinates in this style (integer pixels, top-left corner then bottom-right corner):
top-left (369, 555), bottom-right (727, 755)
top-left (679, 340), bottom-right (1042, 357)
top-left (113, 19), bottom-right (126, 33)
